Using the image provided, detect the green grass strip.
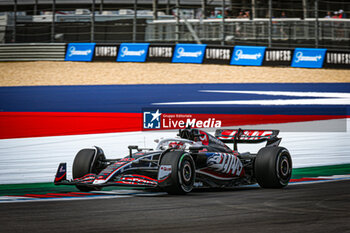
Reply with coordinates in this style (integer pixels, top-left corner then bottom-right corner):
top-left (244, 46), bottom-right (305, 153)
top-left (0, 183), bottom-right (81, 196)
top-left (291, 163), bottom-right (350, 179)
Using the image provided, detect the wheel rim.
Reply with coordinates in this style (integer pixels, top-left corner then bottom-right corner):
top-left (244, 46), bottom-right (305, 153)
top-left (277, 153), bottom-right (292, 183)
top-left (280, 158), bottom-right (289, 177)
top-left (178, 155), bottom-right (195, 193)
top-left (182, 162), bottom-right (192, 183)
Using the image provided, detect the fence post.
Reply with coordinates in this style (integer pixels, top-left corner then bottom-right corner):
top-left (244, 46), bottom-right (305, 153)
top-left (252, 0), bottom-right (256, 39)
top-left (302, 0), bottom-right (307, 19)
top-left (13, 0), bottom-right (17, 43)
top-left (315, 0), bottom-right (319, 48)
top-left (268, 0), bottom-right (272, 47)
top-left (100, 0), bottom-right (104, 14)
top-left (202, 0), bottom-right (207, 19)
top-left (133, 0), bottom-right (137, 42)
top-left (221, 0), bottom-right (225, 45)
top-left (34, 0), bottom-right (38, 15)
top-left (166, 0), bottom-right (170, 15)
top-left (252, 0), bottom-right (256, 19)
top-left (175, 0), bottom-right (180, 43)
top-left (153, 0), bottom-right (158, 20)
top-left (91, 0), bottom-right (95, 42)
top-left (51, 0), bottom-right (55, 43)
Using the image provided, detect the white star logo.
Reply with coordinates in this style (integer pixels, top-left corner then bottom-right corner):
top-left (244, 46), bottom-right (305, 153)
top-left (150, 109), bottom-right (161, 122)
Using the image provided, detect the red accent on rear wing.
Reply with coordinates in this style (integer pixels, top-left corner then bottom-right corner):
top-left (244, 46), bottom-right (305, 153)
top-left (215, 129), bottom-right (279, 144)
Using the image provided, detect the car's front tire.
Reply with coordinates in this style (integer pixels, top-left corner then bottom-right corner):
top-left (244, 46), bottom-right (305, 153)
top-left (254, 147), bottom-right (292, 188)
top-left (158, 150), bottom-right (196, 195)
top-left (72, 148), bottom-right (105, 192)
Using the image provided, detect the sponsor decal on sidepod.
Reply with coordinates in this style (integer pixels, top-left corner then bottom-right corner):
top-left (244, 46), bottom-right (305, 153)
top-left (158, 165), bottom-right (172, 182)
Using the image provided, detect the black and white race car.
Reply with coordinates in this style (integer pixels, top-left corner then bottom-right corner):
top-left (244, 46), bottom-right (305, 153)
top-left (54, 128), bottom-right (292, 194)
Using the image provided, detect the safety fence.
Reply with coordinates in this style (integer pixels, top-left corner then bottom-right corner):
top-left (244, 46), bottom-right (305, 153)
top-left (65, 42), bottom-right (350, 69)
top-left (2, 17), bottom-right (350, 50)
top-left (147, 18), bottom-right (350, 49)
top-left (1, 0), bottom-right (350, 49)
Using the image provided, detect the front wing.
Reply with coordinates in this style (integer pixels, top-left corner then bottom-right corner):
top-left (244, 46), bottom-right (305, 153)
top-left (54, 163), bottom-right (160, 188)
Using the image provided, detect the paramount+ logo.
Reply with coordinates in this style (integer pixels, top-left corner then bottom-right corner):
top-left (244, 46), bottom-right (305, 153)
top-left (68, 46), bottom-right (92, 57)
top-left (291, 48), bottom-right (326, 68)
top-left (117, 43), bottom-right (149, 62)
top-left (65, 43), bottom-right (95, 61)
top-left (172, 44), bottom-right (206, 64)
top-left (143, 109), bottom-right (221, 130)
top-left (230, 46), bottom-right (266, 66)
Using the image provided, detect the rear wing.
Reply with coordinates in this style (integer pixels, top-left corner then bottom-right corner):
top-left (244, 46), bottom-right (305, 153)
top-left (215, 129), bottom-right (281, 150)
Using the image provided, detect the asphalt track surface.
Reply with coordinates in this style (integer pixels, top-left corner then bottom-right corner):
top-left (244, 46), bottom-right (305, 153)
top-left (1, 180), bottom-right (350, 233)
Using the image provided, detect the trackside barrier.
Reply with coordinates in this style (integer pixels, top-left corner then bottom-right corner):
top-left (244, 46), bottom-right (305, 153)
top-left (230, 46), bottom-right (266, 66)
top-left (291, 48), bottom-right (327, 68)
top-left (116, 43), bottom-right (149, 62)
top-left (203, 45), bottom-right (233, 65)
top-left (146, 44), bottom-right (174, 63)
top-left (172, 44), bottom-right (206, 64)
top-left (93, 44), bottom-right (119, 62)
top-left (61, 42), bottom-right (348, 69)
top-left (324, 50), bottom-right (350, 69)
top-left (263, 48), bottom-right (294, 67)
top-left (65, 43), bottom-right (95, 62)
top-left (0, 43), bottom-right (66, 61)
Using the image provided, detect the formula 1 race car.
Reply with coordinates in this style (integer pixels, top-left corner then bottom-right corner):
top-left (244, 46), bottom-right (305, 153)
top-left (54, 128), bottom-right (292, 194)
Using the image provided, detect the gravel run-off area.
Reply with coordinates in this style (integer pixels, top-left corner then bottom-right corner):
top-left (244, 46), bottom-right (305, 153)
top-left (0, 61), bottom-right (349, 86)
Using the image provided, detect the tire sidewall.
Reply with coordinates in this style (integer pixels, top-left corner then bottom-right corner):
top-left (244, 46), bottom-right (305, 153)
top-left (275, 148), bottom-right (292, 186)
top-left (72, 148), bottom-right (105, 192)
top-left (73, 149), bottom-right (95, 179)
top-left (177, 153), bottom-right (196, 193)
top-left (255, 147), bottom-right (292, 188)
top-left (159, 150), bottom-right (196, 194)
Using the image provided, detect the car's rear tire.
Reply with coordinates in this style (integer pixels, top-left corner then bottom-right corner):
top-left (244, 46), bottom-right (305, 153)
top-left (254, 147), bottom-right (292, 188)
top-left (158, 150), bottom-right (196, 195)
top-left (72, 148), bottom-right (105, 192)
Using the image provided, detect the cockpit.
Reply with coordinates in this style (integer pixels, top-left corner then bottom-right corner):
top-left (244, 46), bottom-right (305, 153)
top-left (155, 138), bottom-right (197, 151)
top-left (154, 128), bottom-right (232, 153)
